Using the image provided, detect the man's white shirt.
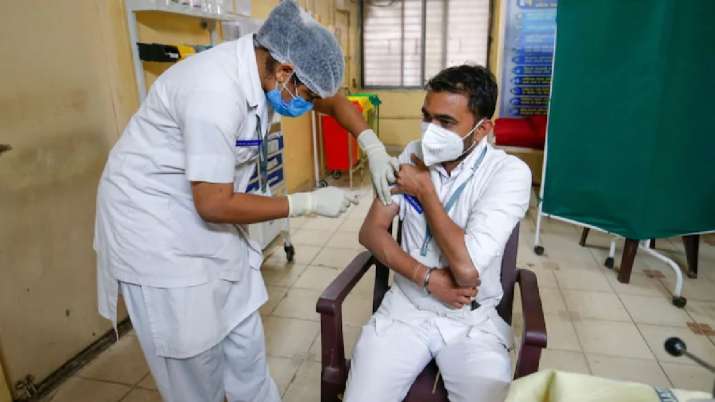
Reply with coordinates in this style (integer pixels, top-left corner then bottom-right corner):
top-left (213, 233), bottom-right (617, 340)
top-left (387, 138), bottom-right (532, 345)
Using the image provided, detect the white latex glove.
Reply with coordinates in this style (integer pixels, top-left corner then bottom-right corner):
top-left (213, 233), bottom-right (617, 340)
top-left (287, 187), bottom-right (359, 218)
top-left (357, 129), bottom-right (399, 205)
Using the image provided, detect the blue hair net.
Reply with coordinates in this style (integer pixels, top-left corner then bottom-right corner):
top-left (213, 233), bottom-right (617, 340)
top-left (256, 0), bottom-right (345, 98)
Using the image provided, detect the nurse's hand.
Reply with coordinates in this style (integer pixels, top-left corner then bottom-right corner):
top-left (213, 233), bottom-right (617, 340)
top-left (357, 129), bottom-right (399, 206)
top-left (392, 154), bottom-right (433, 199)
top-left (428, 269), bottom-right (479, 309)
top-left (288, 187), bottom-right (359, 218)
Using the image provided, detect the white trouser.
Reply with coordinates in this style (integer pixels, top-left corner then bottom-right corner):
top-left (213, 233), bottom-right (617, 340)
top-left (344, 315), bottom-right (512, 402)
top-left (121, 282), bottom-right (280, 402)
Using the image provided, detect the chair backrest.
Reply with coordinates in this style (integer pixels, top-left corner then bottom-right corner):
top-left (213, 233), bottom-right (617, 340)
top-left (497, 223), bottom-right (520, 325)
top-left (373, 222), bottom-right (520, 325)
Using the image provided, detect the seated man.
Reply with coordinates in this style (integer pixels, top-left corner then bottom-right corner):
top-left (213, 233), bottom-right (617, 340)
top-left (344, 65), bottom-right (532, 402)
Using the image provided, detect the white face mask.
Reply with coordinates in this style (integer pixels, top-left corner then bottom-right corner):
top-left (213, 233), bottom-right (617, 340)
top-left (420, 118), bottom-right (485, 166)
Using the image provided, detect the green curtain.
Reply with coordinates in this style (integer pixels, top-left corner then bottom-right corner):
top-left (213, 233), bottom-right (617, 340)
top-left (542, 0), bottom-right (715, 239)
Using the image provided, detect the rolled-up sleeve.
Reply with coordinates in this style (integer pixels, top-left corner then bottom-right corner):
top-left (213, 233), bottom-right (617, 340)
top-left (391, 140), bottom-right (422, 219)
top-left (464, 158), bottom-right (532, 274)
top-left (176, 89), bottom-right (244, 183)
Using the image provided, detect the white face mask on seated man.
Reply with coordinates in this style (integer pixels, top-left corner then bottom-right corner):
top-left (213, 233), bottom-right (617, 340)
top-left (420, 117), bottom-right (486, 167)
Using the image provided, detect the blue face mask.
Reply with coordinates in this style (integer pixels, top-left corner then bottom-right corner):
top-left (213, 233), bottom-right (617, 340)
top-left (265, 75), bottom-right (314, 117)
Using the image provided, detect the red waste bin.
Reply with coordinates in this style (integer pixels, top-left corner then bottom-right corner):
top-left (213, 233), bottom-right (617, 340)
top-left (321, 101), bottom-right (361, 172)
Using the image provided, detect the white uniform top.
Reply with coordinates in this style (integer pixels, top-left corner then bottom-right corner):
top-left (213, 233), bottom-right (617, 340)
top-left (386, 138), bottom-right (531, 344)
top-left (94, 35), bottom-right (269, 357)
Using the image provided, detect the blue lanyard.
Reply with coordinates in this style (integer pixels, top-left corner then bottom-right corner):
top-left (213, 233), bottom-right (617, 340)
top-left (404, 194), bottom-right (423, 213)
top-left (419, 145), bottom-right (488, 257)
top-left (236, 116), bottom-right (268, 192)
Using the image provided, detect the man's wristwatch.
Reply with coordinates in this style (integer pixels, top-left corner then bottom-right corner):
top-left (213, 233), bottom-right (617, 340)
top-left (422, 267), bottom-right (435, 295)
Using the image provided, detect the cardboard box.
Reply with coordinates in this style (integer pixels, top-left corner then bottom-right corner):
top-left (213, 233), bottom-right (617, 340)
top-left (497, 145), bottom-right (544, 186)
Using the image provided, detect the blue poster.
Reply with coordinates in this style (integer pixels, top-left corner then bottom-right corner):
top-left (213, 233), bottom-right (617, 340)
top-left (499, 0), bottom-right (557, 117)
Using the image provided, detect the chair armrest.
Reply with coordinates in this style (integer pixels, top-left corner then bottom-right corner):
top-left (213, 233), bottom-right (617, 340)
top-left (316, 251), bottom-right (374, 388)
top-left (317, 251), bottom-right (374, 315)
top-left (517, 268), bottom-right (547, 348)
top-left (513, 268), bottom-right (547, 379)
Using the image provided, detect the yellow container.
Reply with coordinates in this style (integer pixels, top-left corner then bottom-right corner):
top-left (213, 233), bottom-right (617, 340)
top-left (177, 44), bottom-right (197, 59)
top-left (347, 95), bottom-right (380, 136)
top-left (347, 96), bottom-right (372, 120)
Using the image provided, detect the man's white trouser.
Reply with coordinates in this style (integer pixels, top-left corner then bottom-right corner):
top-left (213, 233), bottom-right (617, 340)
top-left (344, 303), bottom-right (512, 402)
top-left (121, 282), bottom-right (281, 402)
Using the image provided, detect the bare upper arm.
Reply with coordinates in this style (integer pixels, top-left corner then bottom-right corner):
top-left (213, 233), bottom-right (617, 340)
top-left (361, 197), bottom-right (400, 232)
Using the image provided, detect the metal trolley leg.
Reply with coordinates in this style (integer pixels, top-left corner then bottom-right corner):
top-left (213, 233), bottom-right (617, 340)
top-left (282, 230), bottom-right (295, 263)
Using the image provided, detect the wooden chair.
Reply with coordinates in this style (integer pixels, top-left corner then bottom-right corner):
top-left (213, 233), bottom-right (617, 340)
top-left (316, 223), bottom-right (547, 402)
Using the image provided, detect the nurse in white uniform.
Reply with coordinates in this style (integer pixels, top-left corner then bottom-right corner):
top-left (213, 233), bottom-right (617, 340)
top-left (93, 1), bottom-right (397, 401)
top-left (344, 65), bottom-right (532, 402)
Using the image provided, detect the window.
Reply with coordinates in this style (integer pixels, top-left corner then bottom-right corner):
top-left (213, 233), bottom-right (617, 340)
top-left (362, 0), bottom-right (491, 88)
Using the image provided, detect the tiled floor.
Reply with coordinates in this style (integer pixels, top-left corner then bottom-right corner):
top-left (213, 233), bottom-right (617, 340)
top-left (42, 181), bottom-right (715, 401)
